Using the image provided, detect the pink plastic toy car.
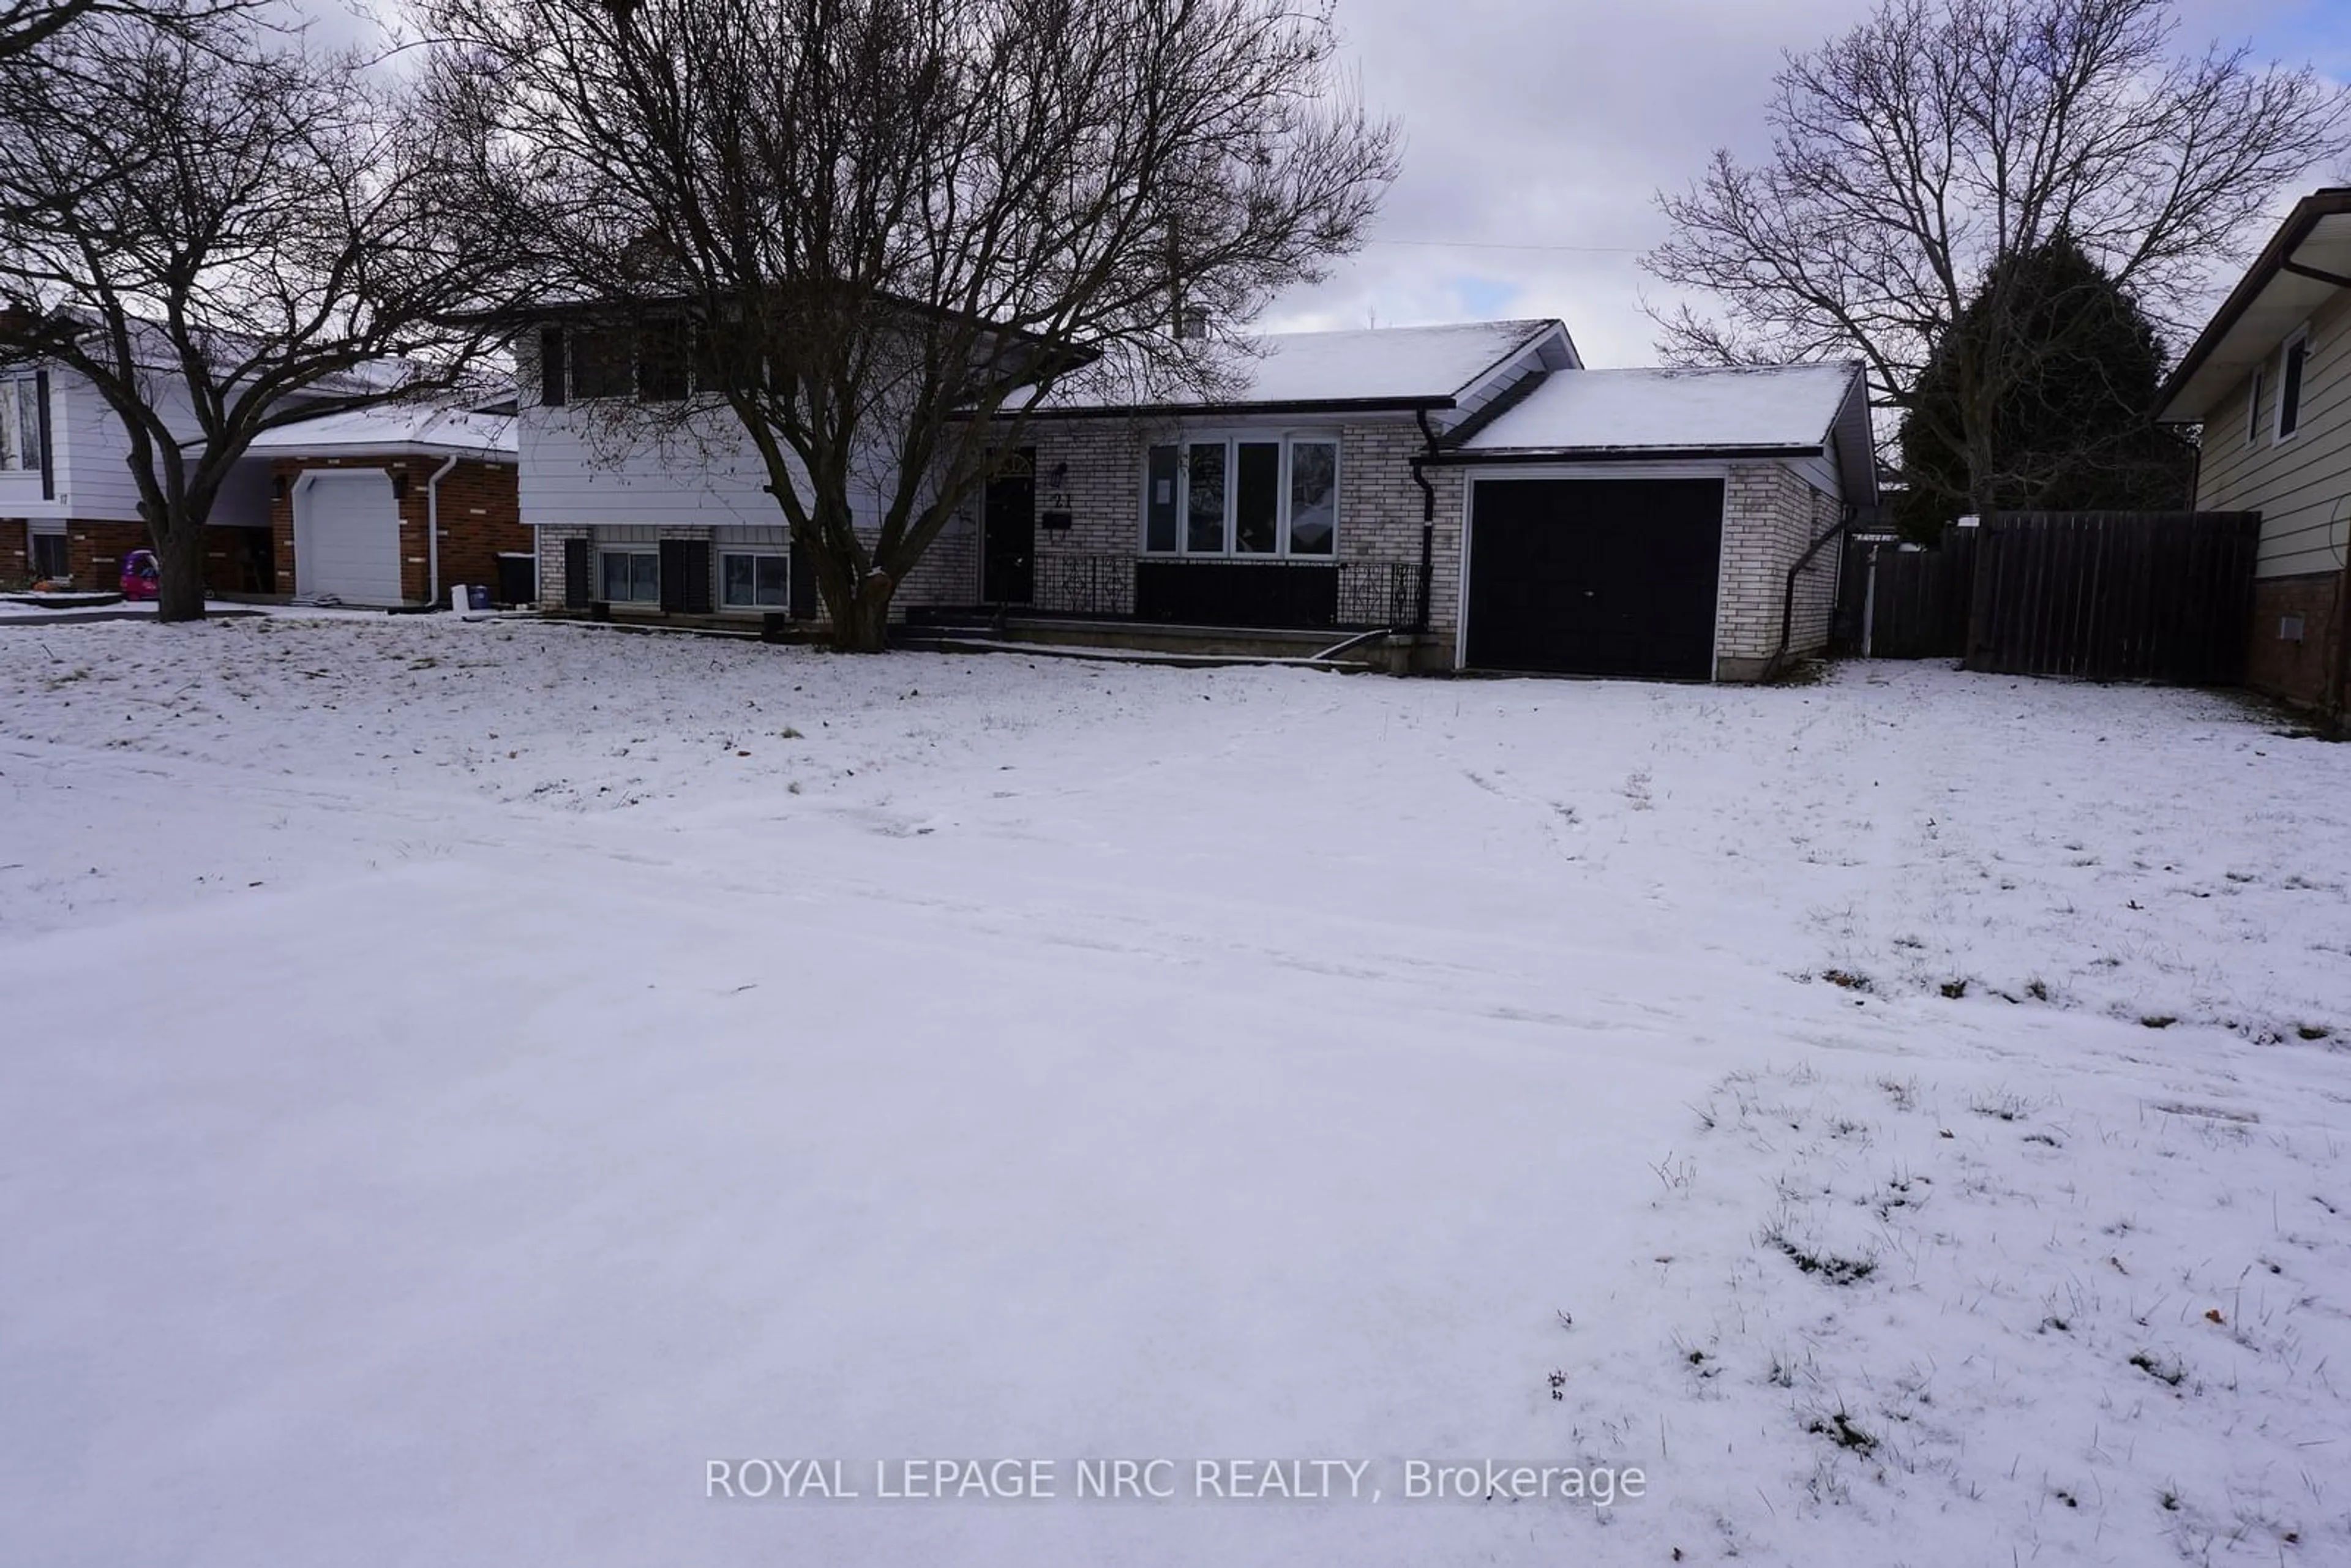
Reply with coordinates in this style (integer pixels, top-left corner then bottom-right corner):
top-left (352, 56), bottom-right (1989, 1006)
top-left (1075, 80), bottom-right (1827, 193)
top-left (119, 549), bottom-right (160, 602)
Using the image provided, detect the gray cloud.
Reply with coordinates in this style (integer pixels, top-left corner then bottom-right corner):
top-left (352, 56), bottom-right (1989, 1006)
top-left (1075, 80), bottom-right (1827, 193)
top-left (1273, 0), bottom-right (2351, 364)
top-left (287, 0), bottom-right (2351, 365)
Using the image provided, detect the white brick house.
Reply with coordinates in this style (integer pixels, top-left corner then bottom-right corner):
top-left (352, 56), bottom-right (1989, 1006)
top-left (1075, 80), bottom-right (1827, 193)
top-left (986, 324), bottom-right (1873, 680)
top-left (516, 313), bottom-right (1873, 681)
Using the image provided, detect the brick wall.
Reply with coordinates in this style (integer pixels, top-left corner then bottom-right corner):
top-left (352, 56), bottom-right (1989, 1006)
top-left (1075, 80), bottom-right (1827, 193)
top-left (1029, 419), bottom-right (1146, 559)
top-left (1341, 421), bottom-right (1463, 636)
top-left (67, 520), bottom-right (149, 591)
top-left (537, 525), bottom-right (585, 609)
top-left (1716, 463), bottom-right (1840, 679)
top-left (901, 516), bottom-right (977, 607)
top-left (202, 528), bottom-right (275, 595)
top-left (1028, 412), bottom-right (1451, 623)
top-left (2244, 571), bottom-right (2345, 711)
top-left (4, 515), bottom-right (274, 595)
top-left (271, 456), bottom-right (524, 605)
top-left (433, 460), bottom-right (529, 601)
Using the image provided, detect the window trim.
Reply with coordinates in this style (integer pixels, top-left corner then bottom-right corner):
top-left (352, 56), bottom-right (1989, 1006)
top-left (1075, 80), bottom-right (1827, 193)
top-left (1138, 432), bottom-right (1342, 560)
top-left (0, 372), bottom-right (44, 476)
top-left (597, 546), bottom-right (661, 605)
top-left (553, 317), bottom-right (754, 406)
top-left (2273, 328), bottom-right (2310, 445)
top-left (569, 328), bottom-right (637, 403)
top-left (718, 547), bottom-right (791, 611)
top-left (2247, 363), bottom-right (2267, 448)
top-left (29, 528), bottom-right (69, 580)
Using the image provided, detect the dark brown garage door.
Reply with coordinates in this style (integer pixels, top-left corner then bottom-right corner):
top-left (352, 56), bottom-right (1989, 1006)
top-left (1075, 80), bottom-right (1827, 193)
top-left (1464, 477), bottom-right (1724, 679)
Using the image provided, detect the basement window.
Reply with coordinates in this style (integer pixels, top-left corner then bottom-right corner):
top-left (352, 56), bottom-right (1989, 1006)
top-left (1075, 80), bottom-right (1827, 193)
top-left (599, 547), bottom-right (659, 604)
top-left (720, 550), bottom-right (788, 609)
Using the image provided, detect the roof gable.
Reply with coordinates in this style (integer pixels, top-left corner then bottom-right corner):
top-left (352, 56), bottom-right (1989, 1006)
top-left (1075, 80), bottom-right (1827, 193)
top-left (2156, 189), bottom-right (2351, 422)
top-left (247, 403), bottom-right (517, 459)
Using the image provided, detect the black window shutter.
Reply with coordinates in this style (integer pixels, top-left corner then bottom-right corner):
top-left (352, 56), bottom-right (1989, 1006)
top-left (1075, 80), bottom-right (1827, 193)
top-left (563, 537), bottom-right (591, 607)
top-left (659, 538), bottom-right (711, 613)
top-left (789, 538), bottom-right (817, 619)
top-left (35, 370), bottom-right (53, 500)
top-left (541, 328), bottom-right (568, 408)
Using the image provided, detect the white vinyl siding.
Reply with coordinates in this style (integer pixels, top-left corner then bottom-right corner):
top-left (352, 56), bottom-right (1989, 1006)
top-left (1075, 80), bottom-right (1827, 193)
top-left (2194, 286), bottom-right (2351, 579)
top-left (514, 334), bottom-right (893, 533)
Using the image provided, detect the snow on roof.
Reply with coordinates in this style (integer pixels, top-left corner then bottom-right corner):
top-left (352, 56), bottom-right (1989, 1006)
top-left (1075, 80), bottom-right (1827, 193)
top-left (1460, 362), bottom-right (1861, 454)
top-left (1046, 319), bottom-right (1560, 410)
top-left (38, 312), bottom-right (442, 396)
top-left (248, 405), bottom-right (517, 459)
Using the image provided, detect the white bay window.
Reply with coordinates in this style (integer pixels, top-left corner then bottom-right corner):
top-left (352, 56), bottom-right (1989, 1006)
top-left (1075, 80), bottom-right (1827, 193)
top-left (1144, 436), bottom-right (1339, 557)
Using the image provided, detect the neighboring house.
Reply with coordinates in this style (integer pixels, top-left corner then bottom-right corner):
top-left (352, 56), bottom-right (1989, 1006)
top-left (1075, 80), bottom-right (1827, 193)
top-left (0, 358), bottom-right (270, 591)
top-left (2156, 187), bottom-right (2351, 715)
top-left (514, 302), bottom-right (1067, 622)
top-left (519, 312), bottom-right (1873, 680)
top-left (2, 336), bottom-right (524, 607)
top-left (248, 406), bottom-right (526, 609)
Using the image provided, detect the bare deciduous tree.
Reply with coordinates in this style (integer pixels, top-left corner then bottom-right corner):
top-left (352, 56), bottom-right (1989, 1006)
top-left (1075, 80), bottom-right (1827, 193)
top-left (426, 0), bottom-right (1398, 650)
top-left (1643, 0), bottom-right (2350, 517)
top-left (0, 0), bottom-right (262, 62)
top-left (0, 14), bottom-right (519, 619)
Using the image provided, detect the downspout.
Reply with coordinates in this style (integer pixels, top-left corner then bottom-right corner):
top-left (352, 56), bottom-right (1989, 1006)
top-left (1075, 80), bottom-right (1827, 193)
top-left (425, 452), bottom-right (458, 609)
top-left (2328, 503), bottom-right (2351, 737)
top-left (1410, 407), bottom-right (1439, 634)
top-left (1768, 501), bottom-right (1855, 679)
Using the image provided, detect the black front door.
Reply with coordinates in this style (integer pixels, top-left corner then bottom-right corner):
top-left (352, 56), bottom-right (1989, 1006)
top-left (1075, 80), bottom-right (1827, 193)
top-left (982, 449), bottom-right (1036, 605)
top-left (1465, 477), bottom-right (1724, 679)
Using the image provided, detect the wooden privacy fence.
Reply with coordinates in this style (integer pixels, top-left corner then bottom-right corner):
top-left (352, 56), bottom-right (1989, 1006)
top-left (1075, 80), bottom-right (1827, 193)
top-left (1838, 529), bottom-right (1978, 658)
top-left (1836, 511), bottom-right (2262, 685)
top-left (1965, 512), bottom-right (2261, 684)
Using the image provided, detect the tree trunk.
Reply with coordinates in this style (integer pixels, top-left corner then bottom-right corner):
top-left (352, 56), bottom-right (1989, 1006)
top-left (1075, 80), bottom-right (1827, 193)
top-left (153, 512), bottom-right (208, 623)
top-left (829, 572), bottom-right (894, 653)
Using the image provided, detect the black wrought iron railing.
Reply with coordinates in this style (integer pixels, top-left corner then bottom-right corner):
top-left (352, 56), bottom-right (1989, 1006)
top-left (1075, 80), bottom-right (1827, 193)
top-left (1334, 560), bottom-right (1427, 631)
top-left (1030, 552), bottom-right (1136, 618)
top-left (1009, 553), bottom-right (1428, 632)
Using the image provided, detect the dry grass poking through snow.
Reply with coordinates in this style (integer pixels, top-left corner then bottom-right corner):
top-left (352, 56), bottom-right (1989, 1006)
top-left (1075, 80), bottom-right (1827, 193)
top-left (1573, 1060), bottom-right (2351, 1564)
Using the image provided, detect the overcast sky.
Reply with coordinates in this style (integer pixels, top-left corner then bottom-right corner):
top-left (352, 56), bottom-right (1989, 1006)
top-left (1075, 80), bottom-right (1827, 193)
top-left (1265, 0), bottom-right (2351, 363)
top-left (330, 0), bottom-right (2351, 365)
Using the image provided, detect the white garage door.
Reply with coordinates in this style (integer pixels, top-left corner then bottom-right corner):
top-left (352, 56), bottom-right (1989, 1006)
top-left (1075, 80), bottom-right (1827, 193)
top-left (296, 471), bottom-right (402, 606)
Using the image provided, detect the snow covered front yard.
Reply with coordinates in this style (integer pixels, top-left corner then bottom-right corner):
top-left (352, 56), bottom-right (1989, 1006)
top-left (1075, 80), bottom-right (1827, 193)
top-left (3, 615), bottom-right (2348, 1567)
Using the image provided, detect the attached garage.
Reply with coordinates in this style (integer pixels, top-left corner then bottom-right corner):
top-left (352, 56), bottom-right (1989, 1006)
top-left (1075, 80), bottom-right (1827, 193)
top-left (1465, 477), bottom-right (1723, 680)
top-left (293, 471), bottom-right (401, 606)
top-left (1445, 361), bottom-right (1878, 681)
top-left (250, 405), bottom-right (520, 611)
